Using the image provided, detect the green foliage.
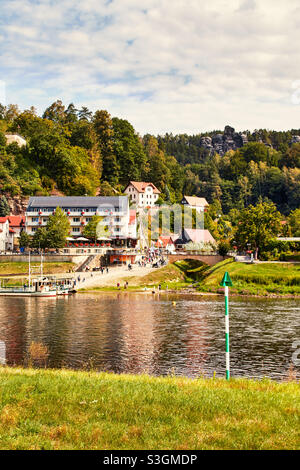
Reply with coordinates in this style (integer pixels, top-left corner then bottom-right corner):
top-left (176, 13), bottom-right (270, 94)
top-left (19, 231), bottom-right (31, 249)
top-left (234, 201), bottom-right (282, 259)
top-left (288, 208), bottom-right (300, 236)
top-left (0, 101), bottom-right (299, 219)
top-left (31, 207), bottom-right (70, 249)
top-left (83, 215), bottom-right (105, 241)
top-left (218, 240), bottom-right (231, 257)
top-left (0, 195), bottom-right (10, 216)
top-left (30, 228), bottom-right (48, 249)
top-left (45, 207), bottom-right (70, 248)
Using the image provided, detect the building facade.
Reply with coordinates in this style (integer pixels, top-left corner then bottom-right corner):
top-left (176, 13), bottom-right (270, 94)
top-left (0, 218), bottom-right (12, 252)
top-left (181, 196), bottom-right (209, 213)
top-left (175, 228), bottom-right (216, 249)
top-left (25, 196), bottom-right (130, 240)
top-left (5, 134), bottom-right (27, 147)
top-left (0, 216), bottom-right (25, 251)
top-left (124, 182), bottom-right (160, 208)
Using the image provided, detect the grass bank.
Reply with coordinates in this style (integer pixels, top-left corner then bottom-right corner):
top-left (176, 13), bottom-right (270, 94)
top-left (196, 259), bottom-right (300, 296)
top-left (0, 261), bottom-right (76, 277)
top-left (80, 260), bottom-right (300, 296)
top-left (0, 367), bottom-right (299, 450)
top-left (79, 264), bottom-right (190, 293)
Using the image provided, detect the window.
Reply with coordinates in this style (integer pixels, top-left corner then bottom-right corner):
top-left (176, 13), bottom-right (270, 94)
top-left (31, 227), bottom-right (37, 233)
top-left (86, 217), bottom-right (92, 222)
top-left (73, 228), bottom-right (80, 233)
top-left (73, 218), bottom-right (80, 222)
top-left (32, 217), bottom-right (39, 222)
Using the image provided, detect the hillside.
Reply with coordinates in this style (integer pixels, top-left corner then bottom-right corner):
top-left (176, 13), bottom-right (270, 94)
top-left (0, 102), bottom-right (300, 217)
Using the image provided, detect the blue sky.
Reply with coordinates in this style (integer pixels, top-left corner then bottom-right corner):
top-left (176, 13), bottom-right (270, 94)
top-left (1, 0), bottom-right (300, 134)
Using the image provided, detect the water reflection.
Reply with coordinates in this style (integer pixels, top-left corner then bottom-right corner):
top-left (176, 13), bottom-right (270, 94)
top-left (0, 293), bottom-right (299, 380)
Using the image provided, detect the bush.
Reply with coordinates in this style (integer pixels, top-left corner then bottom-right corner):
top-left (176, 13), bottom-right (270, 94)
top-left (218, 240), bottom-right (230, 257)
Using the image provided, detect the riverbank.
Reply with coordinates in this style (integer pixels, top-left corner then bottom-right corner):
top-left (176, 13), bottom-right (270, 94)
top-left (79, 260), bottom-right (300, 297)
top-left (0, 367), bottom-right (298, 450)
top-left (196, 259), bottom-right (300, 296)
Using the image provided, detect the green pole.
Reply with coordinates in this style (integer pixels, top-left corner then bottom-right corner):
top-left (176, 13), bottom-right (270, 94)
top-left (225, 285), bottom-right (230, 380)
top-left (220, 271), bottom-right (233, 381)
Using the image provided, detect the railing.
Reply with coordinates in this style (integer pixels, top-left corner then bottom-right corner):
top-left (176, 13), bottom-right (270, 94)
top-left (75, 255), bottom-right (96, 272)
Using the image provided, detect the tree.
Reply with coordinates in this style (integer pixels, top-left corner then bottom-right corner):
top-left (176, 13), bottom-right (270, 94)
top-left (112, 117), bottom-right (147, 184)
top-left (30, 228), bottom-right (48, 249)
top-left (43, 100), bottom-right (66, 123)
top-left (99, 181), bottom-right (117, 196)
top-left (83, 215), bottom-right (108, 242)
top-left (19, 231), bottom-right (31, 250)
top-left (45, 207), bottom-right (70, 248)
top-left (240, 142), bottom-right (268, 163)
top-left (218, 240), bottom-right (230, 258)
top-left (288, 208), bottom-right (300, 237)
top-left (93, 110), bottom-right (119, 185)
top-left (0, 195), bottom-right (10, 216)
top-left (78, 107), bottom-right (93, 121)
top-left (234, 201), bottom-right (282, 259)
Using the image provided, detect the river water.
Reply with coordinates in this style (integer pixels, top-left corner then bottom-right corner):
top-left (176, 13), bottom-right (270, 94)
top-left (0, 293), bottom-right (299, 380)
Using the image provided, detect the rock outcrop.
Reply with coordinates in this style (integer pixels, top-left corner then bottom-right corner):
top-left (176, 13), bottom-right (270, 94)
top-left (5, 194), bottom-right (29, 215)
top-left (200, 126), bottom-right (248, 156)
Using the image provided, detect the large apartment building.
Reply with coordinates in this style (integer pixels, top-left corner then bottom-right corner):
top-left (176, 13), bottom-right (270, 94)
top-left (25, 196), bottom-right (130, 240)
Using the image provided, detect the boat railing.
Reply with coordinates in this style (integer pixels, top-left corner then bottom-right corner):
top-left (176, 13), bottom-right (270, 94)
top-left (0, 286), bottom-right (34, 293)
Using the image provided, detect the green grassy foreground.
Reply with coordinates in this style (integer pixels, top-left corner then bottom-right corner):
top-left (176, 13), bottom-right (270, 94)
top-left (0, 367), bottom-right (299, 450)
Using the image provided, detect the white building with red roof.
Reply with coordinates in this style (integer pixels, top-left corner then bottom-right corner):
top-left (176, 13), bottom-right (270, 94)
top-left (0, 216), bottom-right (25, 251)
top-left (124, 181), bottom-right (160, 208)
top-left (0, 218), bottom-right (12, 252)
top-left (155, 235), bottom-right (176, 252)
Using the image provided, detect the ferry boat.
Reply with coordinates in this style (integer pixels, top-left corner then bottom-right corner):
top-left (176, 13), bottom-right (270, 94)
top-left (0, 253), bottom-right (74, 297)
top-left (0, 282), bottom-right (57, 297)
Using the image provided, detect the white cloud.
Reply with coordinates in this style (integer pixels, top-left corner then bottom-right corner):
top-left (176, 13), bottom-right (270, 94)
top-left (1, 0), bottom-right (300, 134)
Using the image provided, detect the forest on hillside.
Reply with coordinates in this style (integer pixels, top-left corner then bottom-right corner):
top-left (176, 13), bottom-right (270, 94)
top-left (0, 101), bottom-right (299, 218)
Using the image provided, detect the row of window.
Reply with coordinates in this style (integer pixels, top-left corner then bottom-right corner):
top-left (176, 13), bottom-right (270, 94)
top-left (30, 227), bottom-right (122, 234)
top-left (130, 194), bottom-right (157, 200)
top-left (27, 207), bottom-right (121, 213)
top-left (29, 217), bottom-right (122, 223)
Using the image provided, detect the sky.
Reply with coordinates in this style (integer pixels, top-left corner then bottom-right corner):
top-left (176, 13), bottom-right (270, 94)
top-left (1, 0), bottom-right (300, 135)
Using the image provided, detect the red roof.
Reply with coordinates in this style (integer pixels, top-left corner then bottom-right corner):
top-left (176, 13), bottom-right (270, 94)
top-left (0, 216), bottom-right (25, 227)
top-left (7, 216), bottom-right (25, 227)
top-left (155, 236), bottom-right (175, 248)
top-left (9, 228), bottom-right (15, 233)
top-left (129, 210), bottom-right (136, 225)
top-left (127, 181), bottom-right (160, 194)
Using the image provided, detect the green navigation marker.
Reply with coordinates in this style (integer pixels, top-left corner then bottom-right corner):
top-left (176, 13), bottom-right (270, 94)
top-left (220, 271), bottom-right (233, 287)
top-left (220, 271), bottom-right (233, 380)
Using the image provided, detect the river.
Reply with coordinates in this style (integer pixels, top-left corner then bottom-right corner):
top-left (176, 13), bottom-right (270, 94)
top-left (0, 293), bottom-right (299, 380)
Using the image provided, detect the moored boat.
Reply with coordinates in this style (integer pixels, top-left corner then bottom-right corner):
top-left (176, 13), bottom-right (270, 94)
top-left (0, 252), bottom-right (74, 297)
